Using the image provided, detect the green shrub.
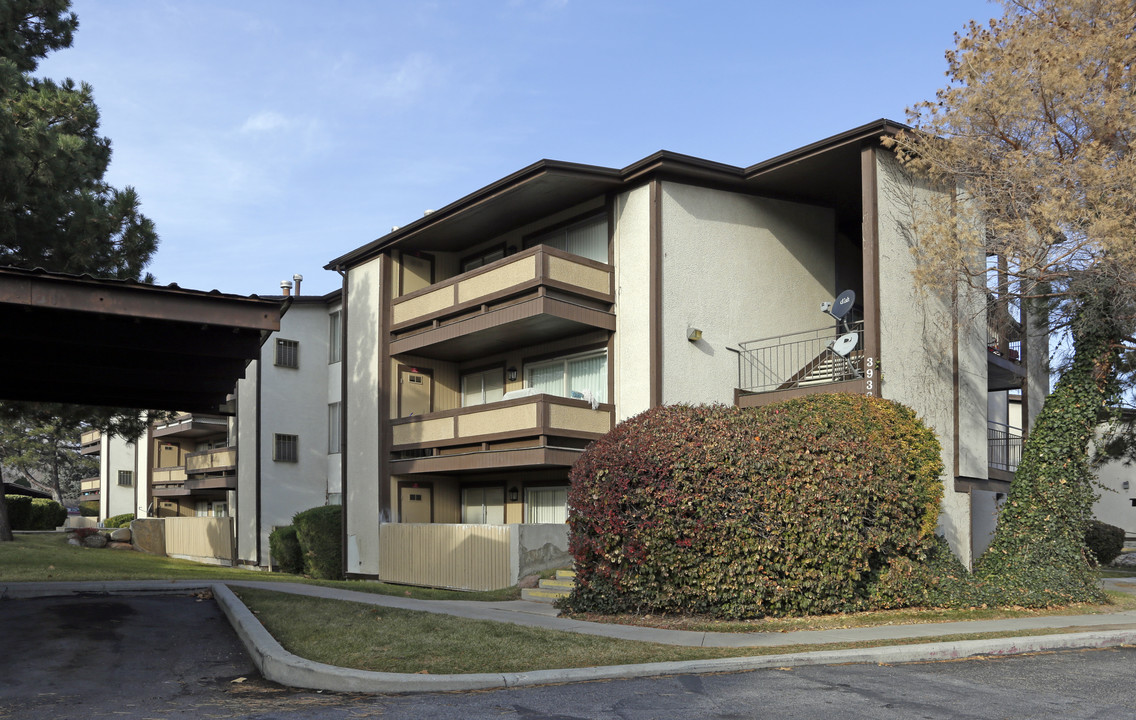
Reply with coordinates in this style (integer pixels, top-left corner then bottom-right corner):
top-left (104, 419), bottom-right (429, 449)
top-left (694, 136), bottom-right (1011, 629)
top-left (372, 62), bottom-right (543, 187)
top-left (6, 495), bottom-right (31, 529)
top-left (7, 497), bottom-right (67, 530)
top-left (564, 395), bottom-right (944, 619)
top-left (31, 499), bottom-right (67, 529)
top-left (79, 500), bottom-right (99, 517)
top-left (293, 505), bottom-right (342, 580)
top-left (269, 525), bottom-right (304, 574)
top-left (104, 513), bottom-right (135, 529)
top-left (1084, 519), bottom-right (1125, 566)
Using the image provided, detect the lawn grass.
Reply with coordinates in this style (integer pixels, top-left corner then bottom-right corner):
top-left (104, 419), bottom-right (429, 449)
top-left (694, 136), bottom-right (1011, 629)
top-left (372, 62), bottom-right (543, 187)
top-left (232, 586), bottom-right (1127, 675)
top-left (0, 532), bottom-right (518, 601)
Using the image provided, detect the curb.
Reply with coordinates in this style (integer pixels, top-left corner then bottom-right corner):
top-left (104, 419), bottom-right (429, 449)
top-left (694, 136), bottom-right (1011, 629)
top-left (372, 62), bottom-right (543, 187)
top-left (208, 583), bottom-right (1136, 694)
top-left (8, 580), bottom-right (1136, 694)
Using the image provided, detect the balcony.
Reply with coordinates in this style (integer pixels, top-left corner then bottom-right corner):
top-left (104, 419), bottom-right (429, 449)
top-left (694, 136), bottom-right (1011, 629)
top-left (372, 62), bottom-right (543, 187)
top-left (152, 466), bottom-right (189, 497)
top-left (79, 477), bottom-right (100, 502)
top-left (988, 421), bottom-right (1023, 483)
top-left (389, 246), bottom-right (615, 361)
top-left (80, 430), bottom-right (101, 455)
top-left (735, 322), bottom-right (867, 408)
top-left (152, 412), bottom-right (228, 440)
top-left (390, 393), bottom-right (614, 474)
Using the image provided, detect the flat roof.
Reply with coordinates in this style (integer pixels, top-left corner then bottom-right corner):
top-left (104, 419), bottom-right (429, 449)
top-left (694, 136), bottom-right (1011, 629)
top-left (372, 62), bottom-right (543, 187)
top-left (0, 267), bottom-right (286, 414)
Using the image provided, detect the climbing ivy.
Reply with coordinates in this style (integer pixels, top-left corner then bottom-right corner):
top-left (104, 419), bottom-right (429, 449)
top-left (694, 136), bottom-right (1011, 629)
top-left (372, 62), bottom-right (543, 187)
top-left (973, 293), bottom-right (1123, 605)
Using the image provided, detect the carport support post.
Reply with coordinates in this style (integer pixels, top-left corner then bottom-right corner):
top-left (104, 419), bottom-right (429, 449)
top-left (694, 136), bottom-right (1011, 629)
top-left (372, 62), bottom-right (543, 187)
top-left (0, 475), bottom-right (13, 542)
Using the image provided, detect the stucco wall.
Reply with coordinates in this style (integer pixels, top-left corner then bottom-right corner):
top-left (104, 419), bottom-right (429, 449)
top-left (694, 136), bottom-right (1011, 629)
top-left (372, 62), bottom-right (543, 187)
top-left (102, 433), bottom-right (136, 520)
top-left (345, 259), bottom-right (382, 575)
top-left (236, 359), bottom-right (258, 562)
top-left (876, 150), bottom-right (980, 567)
top-left (1092, 434), bottom-right (1136, 536)
top-left (612, 184), bottom-right (652, 420)
top-left (659, 181), bottom-right (836, 406)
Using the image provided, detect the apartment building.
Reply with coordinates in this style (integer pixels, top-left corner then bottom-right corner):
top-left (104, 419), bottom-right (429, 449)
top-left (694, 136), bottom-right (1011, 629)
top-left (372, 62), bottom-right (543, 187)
top-left (79, 428), bottom-right (141, 519)
top-left (326, 119), bottom-right (1048, 586)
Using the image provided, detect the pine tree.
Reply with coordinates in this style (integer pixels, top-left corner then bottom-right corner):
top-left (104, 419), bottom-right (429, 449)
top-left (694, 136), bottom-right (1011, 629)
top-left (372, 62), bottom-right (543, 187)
top-left (0, 1), bottom-right (160, 540)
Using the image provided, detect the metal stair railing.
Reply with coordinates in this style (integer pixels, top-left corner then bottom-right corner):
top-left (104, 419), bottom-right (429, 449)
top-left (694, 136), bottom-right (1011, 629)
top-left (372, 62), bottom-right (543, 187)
top-left (737, 321), bottom-right (865, 394)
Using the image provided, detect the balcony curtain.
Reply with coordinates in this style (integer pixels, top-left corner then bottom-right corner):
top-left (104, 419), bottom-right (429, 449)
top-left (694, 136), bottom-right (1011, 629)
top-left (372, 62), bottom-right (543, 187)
top-left (566, 215), bottom-right (607, 263)
top-left (567, 354), bottom-right (607, 403)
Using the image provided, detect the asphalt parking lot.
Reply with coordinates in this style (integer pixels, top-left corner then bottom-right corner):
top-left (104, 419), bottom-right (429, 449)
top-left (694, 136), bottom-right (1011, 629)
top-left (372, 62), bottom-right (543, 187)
top-left (0, 592), bottom-right (280, 719)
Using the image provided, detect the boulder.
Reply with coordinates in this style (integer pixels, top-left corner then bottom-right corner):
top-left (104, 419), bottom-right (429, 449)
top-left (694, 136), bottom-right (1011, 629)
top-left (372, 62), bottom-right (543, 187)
top-left (82, 533), bottom-right (108, 549)
top-left (1111, 552), bottom-right (1136, 568)
top-left (107, 541), bottom-right (134, 551)
top-left (68, 538), bottom-right (81, 546)
top-left (109, 528), bottom-right (131, 542)
top-left (130, 518), bottom-right (166, 555)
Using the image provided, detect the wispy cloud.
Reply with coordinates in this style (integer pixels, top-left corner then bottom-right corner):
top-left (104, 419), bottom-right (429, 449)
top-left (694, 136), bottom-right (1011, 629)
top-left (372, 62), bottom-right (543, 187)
top-left (366, 52), bottom-right (441, 104)
top-left (240, 111), bottom-right (290, 134)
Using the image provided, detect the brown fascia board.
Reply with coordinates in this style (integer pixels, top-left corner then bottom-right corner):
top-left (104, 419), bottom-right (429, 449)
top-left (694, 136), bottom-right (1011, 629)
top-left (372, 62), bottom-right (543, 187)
top-left (325, 119), bottom-right (912, 271)
top-left (0, 266), bottom-right (285, 330)
top-left (743, 118), bottom-right (909, 178)
top-left (324, 159), bottom-right (624, 271)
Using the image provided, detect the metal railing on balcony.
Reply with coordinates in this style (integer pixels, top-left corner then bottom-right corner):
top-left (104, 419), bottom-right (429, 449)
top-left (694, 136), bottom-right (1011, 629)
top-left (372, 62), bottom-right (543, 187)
top-left (988, 421), bottom-right (1023, 473)
top-left (737, 321), bottom-right (865, 394)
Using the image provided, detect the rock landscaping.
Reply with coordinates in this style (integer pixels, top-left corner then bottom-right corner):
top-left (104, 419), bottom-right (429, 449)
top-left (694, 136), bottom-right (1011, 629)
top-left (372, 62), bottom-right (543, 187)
top-left (66, 526), bottom-right (136, 551)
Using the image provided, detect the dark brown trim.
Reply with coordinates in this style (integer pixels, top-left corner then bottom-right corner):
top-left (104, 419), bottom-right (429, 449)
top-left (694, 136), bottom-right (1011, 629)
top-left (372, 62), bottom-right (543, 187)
top-left (396, 479), bottom-right (435, 523)
top-left (735, 379), bottom-right (869, 409)
top-left (459, 243), bottom-right (507, 273)
top-left (649, 179), bottom-right (663, 407)
top-left (521, 208), bottom-right (607, 248)
top-left (397, 250), bottom-right (435, 296)
top-left (955, 475), bottom-right (1012, 494)
top-left (391, 447), bottom-right (585, 474)
top-left (254, 349), bottom-right (263, 566)
top-left (338, 269), bottom-right (349, 576)
top-left (521, 341), bottom-right (609, 369)
top-left (859, 144), bottom-right (882, 399)
top-left (396, 364), bottom-right (435, 418)
top-left (379, 254), bottom-right (394, 525)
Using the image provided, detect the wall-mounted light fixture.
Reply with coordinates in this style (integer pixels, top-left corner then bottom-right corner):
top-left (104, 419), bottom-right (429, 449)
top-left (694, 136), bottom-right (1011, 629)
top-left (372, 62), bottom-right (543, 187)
top-left (507, 366), bottom-right (518, 382)
top-left (687, 328), bottom-right (703, 342)
top-left (509, 486), bottom-right (519, 503)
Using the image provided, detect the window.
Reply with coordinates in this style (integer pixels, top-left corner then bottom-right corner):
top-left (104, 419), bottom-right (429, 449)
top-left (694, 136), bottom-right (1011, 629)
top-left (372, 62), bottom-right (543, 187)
top-left (328, 402), bottom-right (342, 454)
top-left (526, 486), bottom-right (568, 524)
top-left (328, 311), bottom-right (341, 364)
top-left (195, 500), bottom-right (227, 517)
top-left (461, 244), bottom-right (506, 273)
top-left (274, 433), bottom-right (298, 462)
top-left (526, 350), bottom-right (607, 403)
top-left (275, 339), bottom-right (299, 368)
top-left (462, 487), bottom-right (504, 524)
top-left (195, 500), bottom-right (210, 517)
top-left (527, 214), bottom-right (607, 263)
top-left (461, 368), bottom-right (505, 407)
top-left (117, 470), bottom-right (133, 487)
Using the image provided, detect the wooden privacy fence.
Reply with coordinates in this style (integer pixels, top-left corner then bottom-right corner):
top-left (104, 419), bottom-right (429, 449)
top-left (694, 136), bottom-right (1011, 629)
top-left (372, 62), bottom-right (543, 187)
top-left (379, 523), bottom-right (512, 591)
top-left (164, 517), bottom-right (234, 565)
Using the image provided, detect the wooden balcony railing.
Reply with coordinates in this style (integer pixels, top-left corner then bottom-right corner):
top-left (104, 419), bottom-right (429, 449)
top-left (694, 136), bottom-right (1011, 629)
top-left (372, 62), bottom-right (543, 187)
top-left (391, 393), bottom-right (613, 452)
top-left (185, 447), bottom-right (236, 474)
top-left (152, 466), bottom-right (187, 485)
top-left (389, 246), bottom-right (615, 359)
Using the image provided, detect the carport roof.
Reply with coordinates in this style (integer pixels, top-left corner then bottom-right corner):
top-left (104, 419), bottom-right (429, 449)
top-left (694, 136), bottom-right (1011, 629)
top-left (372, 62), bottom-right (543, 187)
top-left (0, 267), bottom-right (286, 415)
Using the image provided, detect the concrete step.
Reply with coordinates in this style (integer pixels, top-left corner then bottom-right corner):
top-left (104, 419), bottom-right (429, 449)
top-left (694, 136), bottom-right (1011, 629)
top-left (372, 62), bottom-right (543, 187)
top-left (555, 569), bottom-right (576, 581)
top-left (539, 577), bottom-right (574, 589)
top-left (521, 587), bottom-right (570, 602)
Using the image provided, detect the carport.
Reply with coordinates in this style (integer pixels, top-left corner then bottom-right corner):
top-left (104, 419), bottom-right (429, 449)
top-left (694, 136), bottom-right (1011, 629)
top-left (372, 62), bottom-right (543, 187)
top-left (0, 266), bottom-right (285, 414)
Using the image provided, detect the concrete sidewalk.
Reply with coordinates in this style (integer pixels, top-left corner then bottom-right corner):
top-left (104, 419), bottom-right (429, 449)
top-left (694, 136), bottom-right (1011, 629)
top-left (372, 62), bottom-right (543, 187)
top-left (5, 577), bottom-right (1136, 693)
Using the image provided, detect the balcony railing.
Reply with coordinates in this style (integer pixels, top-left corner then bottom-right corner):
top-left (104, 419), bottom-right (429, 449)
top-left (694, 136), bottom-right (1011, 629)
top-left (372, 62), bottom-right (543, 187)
top-left (389, 245), bottom-right (615, 359)
top-left (989, 421), bottom-right (1023, 473)
top-left (80, 430), bottom-right (101, 455)
top-left (186, 447), bottom-right (236, 474)
top-left (737, 321), bottom-right (865, 395)
top-left (152, 467), bottom-right (187, 485)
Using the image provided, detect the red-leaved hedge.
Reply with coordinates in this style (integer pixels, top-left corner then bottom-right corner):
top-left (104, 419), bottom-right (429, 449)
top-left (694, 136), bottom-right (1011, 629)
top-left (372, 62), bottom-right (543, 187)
top-left (564, 394), bottom-right (944, 618)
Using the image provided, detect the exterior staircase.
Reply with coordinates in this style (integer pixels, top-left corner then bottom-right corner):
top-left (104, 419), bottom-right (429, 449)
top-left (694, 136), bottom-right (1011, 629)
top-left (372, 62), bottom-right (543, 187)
top-left (521, 569), bottom-right (575, 603)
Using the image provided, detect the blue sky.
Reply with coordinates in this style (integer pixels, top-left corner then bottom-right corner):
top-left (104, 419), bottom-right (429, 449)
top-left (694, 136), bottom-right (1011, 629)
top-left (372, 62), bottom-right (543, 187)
top-left (37, 0), bottom-right (1000, 298)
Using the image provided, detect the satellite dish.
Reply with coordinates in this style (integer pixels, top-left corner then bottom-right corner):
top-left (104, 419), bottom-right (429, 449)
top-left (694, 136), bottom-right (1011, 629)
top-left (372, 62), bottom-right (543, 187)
top-left (832, 332), bottom-right (859, 357)
top-left (830, 289), bottom-right (856, 320)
